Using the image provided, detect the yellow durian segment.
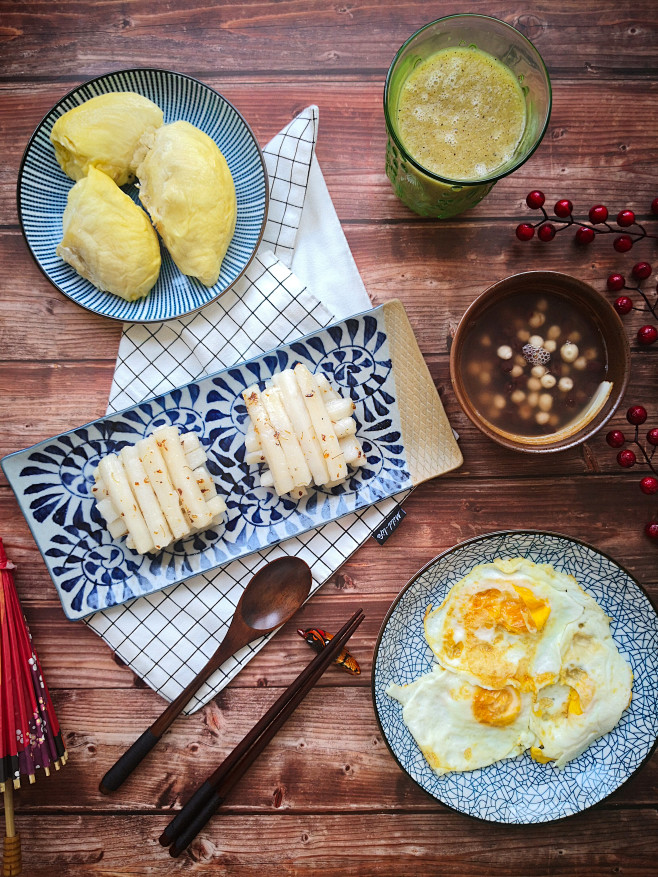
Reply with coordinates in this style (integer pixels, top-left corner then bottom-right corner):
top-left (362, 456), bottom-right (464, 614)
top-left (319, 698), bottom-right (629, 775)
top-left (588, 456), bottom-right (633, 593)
top-left (134, 121), bottom-right (237, 287)
top-left (56, 166), bottom-right (161, 301)
top-left (50, 92), bottom-right (164, 186)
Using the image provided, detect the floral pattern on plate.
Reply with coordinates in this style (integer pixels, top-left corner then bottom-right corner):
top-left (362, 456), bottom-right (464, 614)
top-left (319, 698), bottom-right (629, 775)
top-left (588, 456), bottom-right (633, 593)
top-left (372, 530), bottom-right (658, 823)
top-left (3, 308), bottom-right (411, 619)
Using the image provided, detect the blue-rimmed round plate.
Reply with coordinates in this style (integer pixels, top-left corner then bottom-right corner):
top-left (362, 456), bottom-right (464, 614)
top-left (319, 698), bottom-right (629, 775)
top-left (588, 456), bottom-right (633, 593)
top-left (372, 530), bottom-right (658, 824)
top-left (17, 68), bottom-right (268, 323)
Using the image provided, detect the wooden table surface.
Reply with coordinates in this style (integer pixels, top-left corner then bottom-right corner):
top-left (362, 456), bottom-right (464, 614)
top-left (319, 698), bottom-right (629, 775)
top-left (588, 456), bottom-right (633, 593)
top-left (1, 2), bottom-right (657, 874)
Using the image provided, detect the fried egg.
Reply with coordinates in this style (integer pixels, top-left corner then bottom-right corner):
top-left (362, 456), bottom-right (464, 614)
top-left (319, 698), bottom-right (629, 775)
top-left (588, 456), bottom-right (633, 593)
top-left (529, 598), bottom-right (633, 768)
top-left (423, 558), bottom-right (584, 693)
top-left (387, 558), bottom-right (633, 776)
top-left (387, 664), bottom-right (536, 774)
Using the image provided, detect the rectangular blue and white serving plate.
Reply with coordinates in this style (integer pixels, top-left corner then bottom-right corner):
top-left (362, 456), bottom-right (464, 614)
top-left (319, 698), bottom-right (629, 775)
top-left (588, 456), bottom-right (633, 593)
top-left (2, 301), bottom-right (462, 620)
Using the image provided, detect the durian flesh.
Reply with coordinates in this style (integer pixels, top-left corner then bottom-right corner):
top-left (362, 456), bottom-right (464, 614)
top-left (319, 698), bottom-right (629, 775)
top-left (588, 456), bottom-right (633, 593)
top-left (50, 92), bottom-right (164, 186)
top-left (134, 121), bottom-right (237, 287)
top-left (57, 166), bottom-right (161, 301)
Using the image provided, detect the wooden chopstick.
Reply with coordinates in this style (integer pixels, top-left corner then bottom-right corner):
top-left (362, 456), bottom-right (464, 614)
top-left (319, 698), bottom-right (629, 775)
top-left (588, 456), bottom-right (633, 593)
top-left (160, 608), bottom-right (365, 856)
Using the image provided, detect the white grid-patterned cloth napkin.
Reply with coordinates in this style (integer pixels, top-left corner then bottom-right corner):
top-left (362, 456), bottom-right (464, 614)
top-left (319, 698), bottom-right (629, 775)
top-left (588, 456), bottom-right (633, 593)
top-left (87, 107), bottom-right (405, 714)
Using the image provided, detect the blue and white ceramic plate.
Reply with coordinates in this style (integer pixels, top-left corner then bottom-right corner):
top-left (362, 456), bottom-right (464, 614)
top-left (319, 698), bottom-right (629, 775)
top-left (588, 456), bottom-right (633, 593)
top-left (2, 307), bottom-right (424, 620)
top-left (373, 530), bottom-right (658, 824)
top-left (18, 68), bottom-right (268, 323)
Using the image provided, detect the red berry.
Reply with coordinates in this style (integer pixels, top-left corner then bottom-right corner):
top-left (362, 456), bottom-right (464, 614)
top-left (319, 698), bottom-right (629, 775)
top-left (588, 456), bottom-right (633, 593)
top-left (607, 273), bottom-right (625, 292)
top-left (640, 476), bottom-right (658, 495)
top-left (614, 296), bottom-right (633, 315)
top-left (589, 204), bottom-right (608, 223)
top-left (647, 428), bottom-right (658, 446)
top-left (554, 199), bottom-right (573, 218)
top-left (632, 261), bottom-right (652, 281)
top-left (617, 448), bottom-right (636, 468)
top-left (575, 226), bottom-right (595, 245)
top-left (617, 209), bottom-right (635, 227)
top-left (606, 429), bottom-right (626, 448)
top-left (538, 223), bottom-right (556, 242)
top-left (644, 520), bottom-right (658, 539)
top-left (652, 198), bottom-right (658, 216)
top-left (516, 223), bottom-right (535, 241)
top-left (526, 190), bottom-right (545, 209)
top-left (627, 405), bottom-right (648, 425)
top-left (637, 325), bottom-right (658, 345)
top-left (614, 235), bottom-right (633, 253)
top-left (644, 520), bottom-right (658, 541)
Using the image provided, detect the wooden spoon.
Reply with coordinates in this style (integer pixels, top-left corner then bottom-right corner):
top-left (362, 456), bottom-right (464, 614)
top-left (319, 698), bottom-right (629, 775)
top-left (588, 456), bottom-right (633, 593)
top-left (99, 556), bottom-right (312, 793)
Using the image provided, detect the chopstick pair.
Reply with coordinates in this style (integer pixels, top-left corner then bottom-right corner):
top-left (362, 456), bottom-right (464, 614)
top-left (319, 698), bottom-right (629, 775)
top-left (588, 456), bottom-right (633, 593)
top-left (159, 608), bottom-right (365, 857)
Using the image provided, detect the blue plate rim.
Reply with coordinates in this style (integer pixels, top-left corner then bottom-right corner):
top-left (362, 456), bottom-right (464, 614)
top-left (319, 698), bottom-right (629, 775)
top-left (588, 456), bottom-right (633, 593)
top-left (16, 67), bottom-right (269, 324)
top-left (371, 528), bottom-right (658, 825)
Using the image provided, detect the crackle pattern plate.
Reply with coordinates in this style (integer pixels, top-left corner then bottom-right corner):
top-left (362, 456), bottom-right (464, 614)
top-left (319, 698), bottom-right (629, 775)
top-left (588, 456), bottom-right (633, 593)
top-left (372, 530), bottom-right (658, 824)
top-left (2, 301), bottom-right (462, 620)
top-left (18, 68), bottom-right (267, 323)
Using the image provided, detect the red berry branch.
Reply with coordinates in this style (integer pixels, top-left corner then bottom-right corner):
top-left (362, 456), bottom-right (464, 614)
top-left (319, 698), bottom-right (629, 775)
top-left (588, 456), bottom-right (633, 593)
top-left (516, 192), bottom-right (658, 251)
top-left (607, 262), bottom-right (658, 347)
top-left (606, 406), bottom-right (658, 542)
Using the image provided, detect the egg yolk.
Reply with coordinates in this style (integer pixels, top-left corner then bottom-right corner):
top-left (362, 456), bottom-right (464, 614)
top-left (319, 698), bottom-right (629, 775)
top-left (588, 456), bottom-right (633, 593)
top-left (472, 685), bottom-right (522, 726)
top-left (567, 687), bottom-right (583, 715)
top-left (464, 586), bottom-right (550, 636)
top-left (530, 746), bottom-right (554, 764)
top-left (563, 667), bottom-right (595, 712)
top-left (511, 585), bottom-right (551, 631)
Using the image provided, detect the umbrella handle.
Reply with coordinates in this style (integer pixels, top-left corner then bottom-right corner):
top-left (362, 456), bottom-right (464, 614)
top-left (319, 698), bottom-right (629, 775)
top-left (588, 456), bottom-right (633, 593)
top-left (3, 785), bottom-right (21, 876)
top-left (2, 836), bottom-right (21, 877)
top-left (99, 729), bottom-right (159, 794)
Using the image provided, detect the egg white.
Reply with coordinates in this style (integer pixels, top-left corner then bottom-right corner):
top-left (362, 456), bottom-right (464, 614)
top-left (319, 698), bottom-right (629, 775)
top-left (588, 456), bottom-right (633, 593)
top-left (530, 602), bottom-right (633, 768)
top-left (387, 664), bottom-right (536, 774)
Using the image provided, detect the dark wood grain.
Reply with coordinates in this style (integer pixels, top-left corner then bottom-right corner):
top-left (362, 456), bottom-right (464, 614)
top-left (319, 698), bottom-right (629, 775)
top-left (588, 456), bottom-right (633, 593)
top-left (3, 353), bottom-right (657, 469)
top-left (4, 473), bottom-right (658, 612)
top-left (2, 80), bottom-right (658, 228)
top-left (1, 1), bottom-right (657, 80)
top-left (10, 811), bottom-right (658, 876)
top-left (1, 1), bottom-right (657, 874)
top-left (8, 686), bottom-right (657, 813)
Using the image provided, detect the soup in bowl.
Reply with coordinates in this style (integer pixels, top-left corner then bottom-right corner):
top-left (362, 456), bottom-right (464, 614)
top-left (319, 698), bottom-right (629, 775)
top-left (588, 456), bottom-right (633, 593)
top-left (450, 272), bottom-right (630, 452)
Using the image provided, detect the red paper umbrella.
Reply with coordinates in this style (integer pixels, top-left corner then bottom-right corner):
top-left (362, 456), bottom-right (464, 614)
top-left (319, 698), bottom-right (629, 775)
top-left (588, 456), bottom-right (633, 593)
top-left (0, 538), bottom-right (67, 876)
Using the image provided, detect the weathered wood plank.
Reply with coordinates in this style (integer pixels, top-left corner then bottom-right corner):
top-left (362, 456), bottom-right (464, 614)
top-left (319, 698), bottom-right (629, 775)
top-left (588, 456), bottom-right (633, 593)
top-left (11, 687), bottom-right (657, 812)
top-left (3, 472), bottom-right (657, 609)
top-left (10, 811), bottom-right (658, 876)
top-left (16, 548), bottom-right (658, 685)
top-left (1, 0), bottom-right (657, 80)
top-left (1, 352), bottom-right (656, 482)
top-left (1, 80), bottom-right (657, 227)
top-left (26, 596), bottom-right (382, 692)
top-left (2, 215), bottom-right (657, 359)
top-left (0, 233), bottom-right (123, 355)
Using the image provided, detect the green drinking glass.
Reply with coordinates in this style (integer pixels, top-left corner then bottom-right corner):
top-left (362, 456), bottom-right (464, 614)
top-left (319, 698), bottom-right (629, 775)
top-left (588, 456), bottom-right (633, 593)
top-left (384, 14), bottom-right (552, 218)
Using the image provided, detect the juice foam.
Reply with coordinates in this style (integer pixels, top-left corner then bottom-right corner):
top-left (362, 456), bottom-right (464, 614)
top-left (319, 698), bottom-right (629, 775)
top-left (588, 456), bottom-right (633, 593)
top-left (397, 46), bottom-right (526, 181)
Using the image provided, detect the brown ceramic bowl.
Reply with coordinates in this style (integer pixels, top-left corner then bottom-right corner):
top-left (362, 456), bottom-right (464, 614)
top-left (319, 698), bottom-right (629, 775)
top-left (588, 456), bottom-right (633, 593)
top-left (449, 271), bottom-right (630, 453)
